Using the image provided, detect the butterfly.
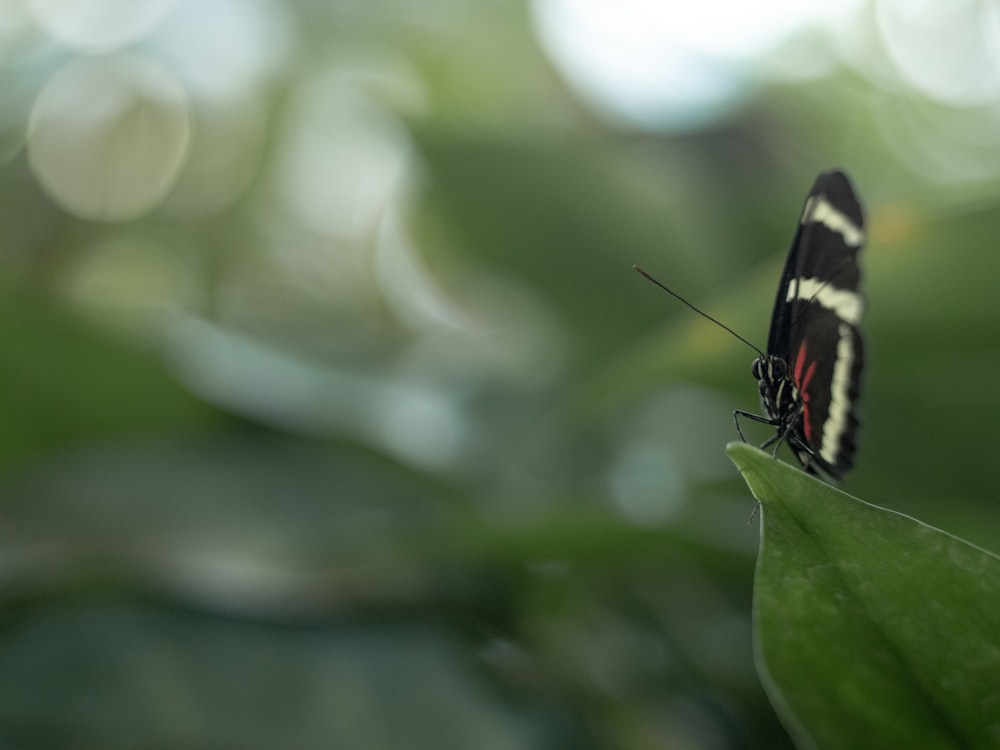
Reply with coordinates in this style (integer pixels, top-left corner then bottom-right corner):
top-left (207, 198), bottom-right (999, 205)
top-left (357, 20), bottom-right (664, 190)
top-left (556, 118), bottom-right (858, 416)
top-left (637, 169), bottom-right (866, 479)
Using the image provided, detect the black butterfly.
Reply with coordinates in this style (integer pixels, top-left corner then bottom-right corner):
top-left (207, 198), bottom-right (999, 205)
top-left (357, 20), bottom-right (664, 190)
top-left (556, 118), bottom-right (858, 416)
top-left (637, 169), bottom-right (866, 480)
top-left (736, 170), bottom-right (865, 478)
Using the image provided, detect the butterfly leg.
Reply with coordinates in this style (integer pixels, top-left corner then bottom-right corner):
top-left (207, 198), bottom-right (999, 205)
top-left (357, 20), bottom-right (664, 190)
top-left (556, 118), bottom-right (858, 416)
top-left (765, 405), bottom-right (812, 459)
top-left (761, 433), bottom-right (783, 456)
top-left (734, 408), bottom-right (808, 460)
top-left (786, 433), bottom-right (820, 472)
top-left (733, 409), bottom-right (779, 444)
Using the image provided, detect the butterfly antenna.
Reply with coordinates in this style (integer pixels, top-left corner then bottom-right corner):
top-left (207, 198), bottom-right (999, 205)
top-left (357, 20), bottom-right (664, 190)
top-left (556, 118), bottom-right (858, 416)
top-left (633, 265), bottom-right (765, 358)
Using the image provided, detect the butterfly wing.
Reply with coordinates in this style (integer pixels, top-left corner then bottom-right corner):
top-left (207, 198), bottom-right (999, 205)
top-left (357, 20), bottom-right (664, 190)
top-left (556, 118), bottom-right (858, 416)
top-left (768, 170), bottom-right (866, 478)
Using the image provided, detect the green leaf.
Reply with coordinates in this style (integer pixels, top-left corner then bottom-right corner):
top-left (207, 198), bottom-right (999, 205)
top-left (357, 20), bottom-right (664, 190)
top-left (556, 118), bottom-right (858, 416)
top-left (727, 442), bottom-right (1000, 750)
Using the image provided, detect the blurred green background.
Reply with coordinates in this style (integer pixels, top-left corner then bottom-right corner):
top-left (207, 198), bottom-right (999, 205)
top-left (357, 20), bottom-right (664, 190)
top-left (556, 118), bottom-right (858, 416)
top-left (2, 0), bottom-right (1000, 747)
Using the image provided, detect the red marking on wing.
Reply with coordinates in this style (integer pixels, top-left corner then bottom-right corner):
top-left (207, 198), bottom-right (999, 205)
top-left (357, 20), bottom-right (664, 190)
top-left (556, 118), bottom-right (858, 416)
top-left (793, 343), bottom-right (818, 442)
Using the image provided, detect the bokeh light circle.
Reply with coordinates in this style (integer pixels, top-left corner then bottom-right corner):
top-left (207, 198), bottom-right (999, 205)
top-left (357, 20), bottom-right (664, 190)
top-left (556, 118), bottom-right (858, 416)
top-left (28, 54), bottom-right (191, 221)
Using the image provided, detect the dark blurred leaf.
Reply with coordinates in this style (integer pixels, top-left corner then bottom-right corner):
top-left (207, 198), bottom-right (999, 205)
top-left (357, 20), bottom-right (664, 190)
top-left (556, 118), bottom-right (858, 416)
top-left (411, 131), bottom-right (791, 366)
top-left (0, 605), bottom-right (568, 750)
top-left (729, 442), bottom-right (1000, 749)
top-left (0, 296), bottom-right (219, 470)
top-left (859, 202), bottom-right (1000, 541)
top-left (0, 434), bottom-right (766, 749)
top-left (0, 436), bottom-right (469, 615)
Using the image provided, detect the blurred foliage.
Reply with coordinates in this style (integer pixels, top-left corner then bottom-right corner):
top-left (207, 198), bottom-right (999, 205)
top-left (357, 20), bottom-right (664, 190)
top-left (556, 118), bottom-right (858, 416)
top-left (2, 1), bottom-right (1000, 748)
